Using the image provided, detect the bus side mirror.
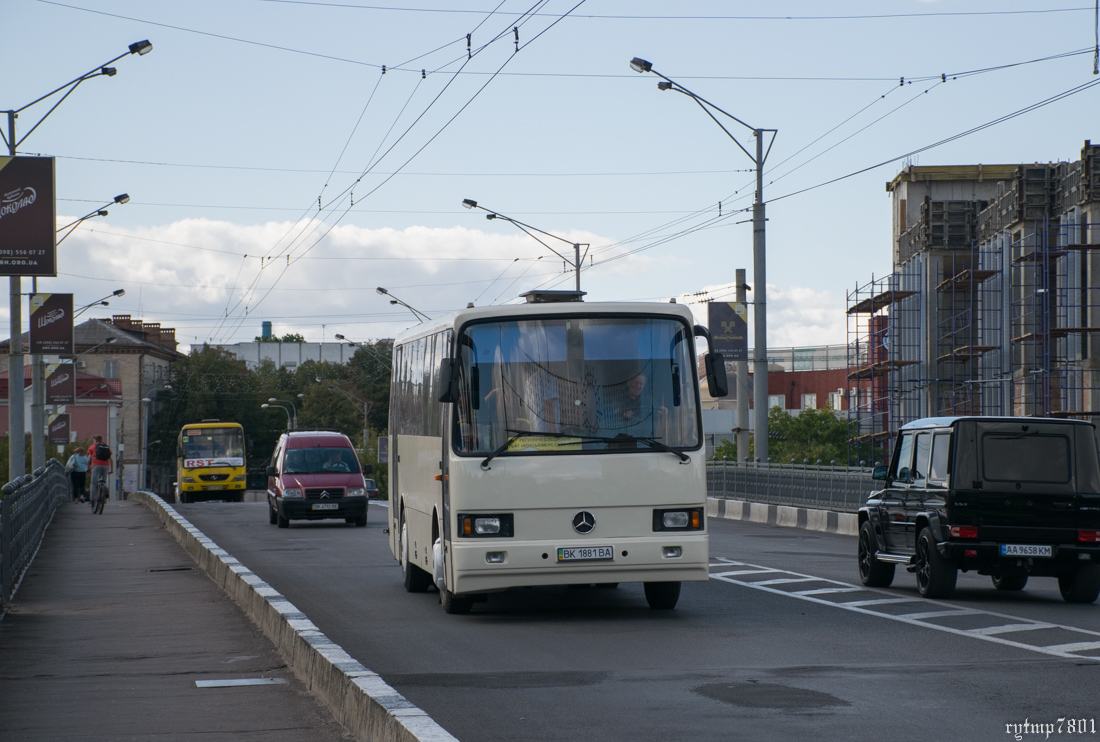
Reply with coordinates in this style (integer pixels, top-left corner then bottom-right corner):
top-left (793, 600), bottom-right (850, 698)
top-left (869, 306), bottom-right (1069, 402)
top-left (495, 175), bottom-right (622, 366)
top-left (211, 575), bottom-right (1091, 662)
top-left (438, 358), bottom-right (459, 403)
top-left (705, 352), bottom-right (729, 398)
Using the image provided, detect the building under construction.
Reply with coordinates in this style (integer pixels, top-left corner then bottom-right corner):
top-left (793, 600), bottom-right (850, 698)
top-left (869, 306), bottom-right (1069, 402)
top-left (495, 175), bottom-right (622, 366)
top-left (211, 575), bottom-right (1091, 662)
top-left (847, 140), bottom-right (1100, 457)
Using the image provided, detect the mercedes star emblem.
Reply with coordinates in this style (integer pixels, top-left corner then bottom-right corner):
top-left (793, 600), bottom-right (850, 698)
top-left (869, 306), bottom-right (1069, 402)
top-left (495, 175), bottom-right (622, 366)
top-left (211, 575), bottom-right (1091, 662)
top-left (572, 510), bottom-right (596, 534)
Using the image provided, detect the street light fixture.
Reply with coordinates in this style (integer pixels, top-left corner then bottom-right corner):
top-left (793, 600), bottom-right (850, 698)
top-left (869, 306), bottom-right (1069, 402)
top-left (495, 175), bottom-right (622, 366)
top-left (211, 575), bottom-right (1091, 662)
top-left (462, 199), bottom-right (588, 293)
top-left (629, 56), bottom-right (777, 462)
top-left (268, 397), bottom-right (300, 429)
top-left (56, 194), bottom-right (130, 245)
top-left (3, 40), bottom-right (153, 480)
top-left (261, 402), bottom-right (292, 430)
top-left (376, 287), bottom-right (430, 323)
top-left (74, 289), bottom-right (126, 317)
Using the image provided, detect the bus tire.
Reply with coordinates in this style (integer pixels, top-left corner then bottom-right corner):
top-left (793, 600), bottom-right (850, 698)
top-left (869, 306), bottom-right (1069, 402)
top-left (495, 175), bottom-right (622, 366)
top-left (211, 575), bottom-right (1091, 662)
top-left (401, 518), bottom-right (432, 592)
top-left (441, 588), bottom-right (473, 615)
top-left (643, 581), bottom-right (681, 610)
top-left (179, 491), bottom-right (190, 504)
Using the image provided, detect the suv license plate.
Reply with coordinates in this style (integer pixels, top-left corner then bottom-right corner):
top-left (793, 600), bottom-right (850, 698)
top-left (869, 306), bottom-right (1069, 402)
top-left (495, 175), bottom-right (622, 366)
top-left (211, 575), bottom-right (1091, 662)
top-left (312, 503), bottom-right (339, 511)
top-left (558, 546), bottom-right (613, 562)
top-left (1000, 544), bottom-right (1052, 557)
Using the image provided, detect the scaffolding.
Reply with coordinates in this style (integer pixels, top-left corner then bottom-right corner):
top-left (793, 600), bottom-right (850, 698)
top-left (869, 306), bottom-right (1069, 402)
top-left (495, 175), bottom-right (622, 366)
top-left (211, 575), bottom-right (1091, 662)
top-left (846, 263), bottom-right (922, 463)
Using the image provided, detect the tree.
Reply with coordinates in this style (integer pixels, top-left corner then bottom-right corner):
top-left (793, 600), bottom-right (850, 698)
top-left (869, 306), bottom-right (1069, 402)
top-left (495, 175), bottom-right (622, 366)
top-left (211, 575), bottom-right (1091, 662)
top-left (767, 406), bottom-right (855, 465)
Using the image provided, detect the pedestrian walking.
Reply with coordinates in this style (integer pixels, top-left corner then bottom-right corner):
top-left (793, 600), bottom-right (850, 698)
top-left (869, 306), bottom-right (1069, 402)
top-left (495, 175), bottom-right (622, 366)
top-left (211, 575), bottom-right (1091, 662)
top-left (66, 449), bottom-right (89, 503)
top-left (87, 435), bottom-right (113, 507)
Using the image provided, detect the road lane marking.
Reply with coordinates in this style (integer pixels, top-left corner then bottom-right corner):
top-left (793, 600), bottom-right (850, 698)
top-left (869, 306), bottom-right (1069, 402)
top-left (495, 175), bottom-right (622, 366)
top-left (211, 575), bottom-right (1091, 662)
top-left (710, 558), bottom-right (1100, 662)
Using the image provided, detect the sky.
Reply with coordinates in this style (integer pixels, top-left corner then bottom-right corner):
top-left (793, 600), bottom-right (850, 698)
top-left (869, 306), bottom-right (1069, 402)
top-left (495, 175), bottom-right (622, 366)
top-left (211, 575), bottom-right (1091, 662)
top-left (4, 0), bottom-right (1100, 352)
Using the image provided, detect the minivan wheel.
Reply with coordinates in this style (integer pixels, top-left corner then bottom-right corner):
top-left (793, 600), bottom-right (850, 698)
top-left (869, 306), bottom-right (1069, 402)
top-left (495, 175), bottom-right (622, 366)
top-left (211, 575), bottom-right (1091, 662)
top-left (991, 574), bottom-right (1028, 591)
top-left (277, 511), bottom-right (290, 528)
top-left (400, 518), bottom-right (432, 593)
top-left (1058, 563), bottom-right (1100, 604)
top-left (858, 520), bottom-right (895, 587)
top-left (269, 505), bottom-right (278, 525)
top-left (915, 527), bottom-right (957, 599)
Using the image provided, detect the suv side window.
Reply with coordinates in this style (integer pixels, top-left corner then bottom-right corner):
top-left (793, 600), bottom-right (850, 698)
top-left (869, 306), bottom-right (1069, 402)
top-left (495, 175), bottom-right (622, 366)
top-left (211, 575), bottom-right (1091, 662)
top-left (912, 432), bottom-right (932, 486)
top-left (892, 432), bottom-right (916, 483)
top-left (928, 433), bottom-right (951, 485)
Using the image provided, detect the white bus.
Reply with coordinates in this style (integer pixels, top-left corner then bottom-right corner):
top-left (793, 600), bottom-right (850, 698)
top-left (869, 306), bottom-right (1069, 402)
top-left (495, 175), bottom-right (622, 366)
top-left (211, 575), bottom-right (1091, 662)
top-left (388, 291), bottom-right (728, 613)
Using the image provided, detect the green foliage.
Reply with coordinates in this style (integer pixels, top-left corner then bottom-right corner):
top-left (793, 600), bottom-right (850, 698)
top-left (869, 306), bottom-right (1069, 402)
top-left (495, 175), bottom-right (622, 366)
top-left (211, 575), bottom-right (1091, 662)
top-left (767, 406), bottom-right (855, 466)
top-left (711, 438), bottom-right (739, 461)
top-left (253, 332), bottom-right (307, 343)
top-left (145, 341), bottom-right (392, 484)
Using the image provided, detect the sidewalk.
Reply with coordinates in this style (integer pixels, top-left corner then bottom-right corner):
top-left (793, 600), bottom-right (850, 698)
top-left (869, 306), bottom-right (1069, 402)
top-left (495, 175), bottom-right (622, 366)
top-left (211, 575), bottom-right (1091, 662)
top-left (0, 497), bottom-right (353, 741)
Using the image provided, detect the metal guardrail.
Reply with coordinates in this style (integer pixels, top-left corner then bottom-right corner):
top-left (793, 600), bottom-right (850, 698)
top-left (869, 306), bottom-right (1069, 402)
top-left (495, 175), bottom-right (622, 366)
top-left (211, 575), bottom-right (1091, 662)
top-left (1, 460), bottom-right (70, 610)
top-left (706, 460), bottom-right (876, 513)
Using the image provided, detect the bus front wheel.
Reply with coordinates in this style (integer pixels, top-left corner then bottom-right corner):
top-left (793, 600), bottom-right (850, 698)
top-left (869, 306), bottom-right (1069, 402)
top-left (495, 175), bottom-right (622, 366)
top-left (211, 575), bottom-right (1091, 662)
top-left (440, 588), bottom-right (473, 615)
top-left (401, 518), bottom-right (432, 592)
top-left (643, 581), bottom-right (681, 610)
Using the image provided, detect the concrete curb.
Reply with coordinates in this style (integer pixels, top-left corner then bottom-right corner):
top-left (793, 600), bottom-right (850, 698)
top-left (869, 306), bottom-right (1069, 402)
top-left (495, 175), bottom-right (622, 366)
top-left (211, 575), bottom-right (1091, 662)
top-left (707, 496), bottom-right (859, 537)
top-left (131, 492), bottom-right (457, 742)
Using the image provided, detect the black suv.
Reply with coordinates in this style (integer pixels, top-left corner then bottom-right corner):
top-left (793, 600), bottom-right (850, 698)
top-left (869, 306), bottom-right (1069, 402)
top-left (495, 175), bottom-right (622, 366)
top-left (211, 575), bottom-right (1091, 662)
top-left (858, 416), bottom-right (1100, 603)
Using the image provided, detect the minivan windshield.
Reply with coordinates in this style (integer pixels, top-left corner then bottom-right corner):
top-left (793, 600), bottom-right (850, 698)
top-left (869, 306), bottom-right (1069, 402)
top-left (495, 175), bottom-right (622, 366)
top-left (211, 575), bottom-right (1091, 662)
top-left (283, 447), bottom-right (360, 474)
top-left (452, 315), bottom-right (700, 455)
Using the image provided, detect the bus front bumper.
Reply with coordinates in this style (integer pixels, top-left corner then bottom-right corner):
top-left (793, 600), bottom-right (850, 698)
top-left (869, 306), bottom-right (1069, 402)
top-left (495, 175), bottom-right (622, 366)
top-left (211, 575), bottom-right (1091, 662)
top-left (449, 534), bottom-right (709, 594)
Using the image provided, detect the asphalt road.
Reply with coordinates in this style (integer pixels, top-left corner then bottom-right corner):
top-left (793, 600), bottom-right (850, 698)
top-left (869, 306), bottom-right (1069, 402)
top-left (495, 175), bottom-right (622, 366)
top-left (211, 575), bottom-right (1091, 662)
top-left (179, 499), bottom-right (1100, 742)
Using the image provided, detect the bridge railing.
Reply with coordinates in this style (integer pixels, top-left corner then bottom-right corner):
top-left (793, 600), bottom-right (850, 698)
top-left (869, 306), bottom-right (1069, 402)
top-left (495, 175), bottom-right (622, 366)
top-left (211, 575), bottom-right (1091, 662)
top-left (1, 461), bottom-right (70, 610)
top-left (706, 460), bottom-right (877, 513)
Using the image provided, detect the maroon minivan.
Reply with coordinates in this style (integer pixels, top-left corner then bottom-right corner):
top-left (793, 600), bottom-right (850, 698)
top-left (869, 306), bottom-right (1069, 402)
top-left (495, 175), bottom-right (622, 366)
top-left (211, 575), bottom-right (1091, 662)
top-left (266, 431), bottom-right (370, 528)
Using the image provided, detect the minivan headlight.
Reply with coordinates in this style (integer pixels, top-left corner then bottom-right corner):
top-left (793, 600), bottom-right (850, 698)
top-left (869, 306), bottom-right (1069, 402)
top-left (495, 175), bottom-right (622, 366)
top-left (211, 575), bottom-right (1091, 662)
top-left (348, 487), bottom-right (366, 497)
top-left (283, 488), bottom-right (303, 499)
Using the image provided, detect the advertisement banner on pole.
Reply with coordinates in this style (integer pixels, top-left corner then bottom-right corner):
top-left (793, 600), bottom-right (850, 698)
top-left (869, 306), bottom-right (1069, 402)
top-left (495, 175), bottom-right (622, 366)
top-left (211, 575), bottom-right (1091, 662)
top-left (46, 362), bottom-right (76, 405)
top-left (30, 293), bottom-right (73, 355)
top-left (708, 301), bottom-right (749, 361)
top-left (0, 156), bottom-right (57, 277)
top-left (378, 436), bottom-right (389, 464)
top-left (48, 413), bottom-right (70, 445)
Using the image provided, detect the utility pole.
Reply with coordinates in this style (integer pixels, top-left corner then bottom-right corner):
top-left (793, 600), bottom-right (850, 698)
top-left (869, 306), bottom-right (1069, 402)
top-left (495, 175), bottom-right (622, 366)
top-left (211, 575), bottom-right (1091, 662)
top-left (752, 131), bottom-right (769, 463)
top-left (736, 269), bottom-right (750, 461)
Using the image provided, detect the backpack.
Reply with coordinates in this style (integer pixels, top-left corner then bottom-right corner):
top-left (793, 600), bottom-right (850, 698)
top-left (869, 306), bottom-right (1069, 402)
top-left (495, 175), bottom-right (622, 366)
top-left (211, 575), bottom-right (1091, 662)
top-left (95, 443), bottom-right (111, 461)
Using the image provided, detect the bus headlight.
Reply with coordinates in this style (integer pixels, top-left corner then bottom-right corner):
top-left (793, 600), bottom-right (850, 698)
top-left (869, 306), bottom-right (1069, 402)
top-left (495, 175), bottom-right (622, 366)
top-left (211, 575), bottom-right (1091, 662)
top-left (653, 508), bottom-right (704, 531)
top-left (232, 475), bottom-right (247, 482)
top-left (182, 476), bottom-right (195, 483)
top-left (458, 513), bottom-right (514, 537)
top-left (283, 488), bottom-right (303, 499)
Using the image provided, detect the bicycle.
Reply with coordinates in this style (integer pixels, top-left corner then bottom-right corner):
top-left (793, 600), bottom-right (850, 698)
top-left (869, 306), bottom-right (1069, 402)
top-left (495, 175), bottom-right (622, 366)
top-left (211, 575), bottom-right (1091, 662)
top-left (91, 478), bottom-right (108, 515)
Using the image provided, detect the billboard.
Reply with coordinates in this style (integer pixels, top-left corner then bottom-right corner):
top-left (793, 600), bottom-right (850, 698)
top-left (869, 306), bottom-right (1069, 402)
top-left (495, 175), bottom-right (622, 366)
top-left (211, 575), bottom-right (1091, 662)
top-left (48, 413), bottom-right (70, 445)
top-left (30, 293), bottom-right (73, 355)
top-left (46, 362), bottom-right (76, 405)
top-left (0, 157), bottom-right (57, 277)
top-left (708, 301), bottom-right (749, 361)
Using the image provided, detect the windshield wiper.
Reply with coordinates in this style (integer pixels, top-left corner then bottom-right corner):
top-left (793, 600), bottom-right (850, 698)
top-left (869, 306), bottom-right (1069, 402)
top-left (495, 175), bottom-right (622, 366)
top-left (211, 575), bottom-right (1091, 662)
top-left (480, 430), bottom-right (584, 469)
top-left (621, 435), bottom-right (690, 462)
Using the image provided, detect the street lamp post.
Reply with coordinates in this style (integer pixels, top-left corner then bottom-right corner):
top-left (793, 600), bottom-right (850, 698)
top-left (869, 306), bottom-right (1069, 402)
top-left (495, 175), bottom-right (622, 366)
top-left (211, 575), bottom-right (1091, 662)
top-left (2, 40), bottom-right (152, 481)
top-left (461, 199), bottom-right (588, 293)
top-left (139, 397), bottom-right (151, 492)
top-left (376, 287), bottom-right (430, 323)
top-left (268, 396), bottom-right (300, 429)
top-left (317, 375), bottom-right (373, 454)
top-left (55, 194), bottom-right (130, 245)
top-left (261, 403), bottom-right (292, 431)
top-left (629, 57), bottom-right (776, 462)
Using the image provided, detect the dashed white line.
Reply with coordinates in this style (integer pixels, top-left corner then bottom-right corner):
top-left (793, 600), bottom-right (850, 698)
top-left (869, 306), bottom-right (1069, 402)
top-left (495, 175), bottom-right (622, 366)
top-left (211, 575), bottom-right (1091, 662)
top-left (709, 558), bottom-right (1100, 662)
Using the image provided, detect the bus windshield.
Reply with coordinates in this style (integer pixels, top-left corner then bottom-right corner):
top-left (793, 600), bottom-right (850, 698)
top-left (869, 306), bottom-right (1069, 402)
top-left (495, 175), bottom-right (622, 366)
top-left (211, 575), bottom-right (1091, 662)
top-left (182, 427), bottom-right (245, 462)
top-left (453, 315), bottom-right (700, 455)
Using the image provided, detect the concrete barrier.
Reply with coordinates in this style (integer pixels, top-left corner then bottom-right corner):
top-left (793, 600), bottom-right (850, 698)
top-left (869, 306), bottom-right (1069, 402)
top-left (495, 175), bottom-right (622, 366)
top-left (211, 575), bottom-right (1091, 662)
top-left (707, 496), bottom-right (858, 537)
top-left (131, 492), bottom-right (457, 742)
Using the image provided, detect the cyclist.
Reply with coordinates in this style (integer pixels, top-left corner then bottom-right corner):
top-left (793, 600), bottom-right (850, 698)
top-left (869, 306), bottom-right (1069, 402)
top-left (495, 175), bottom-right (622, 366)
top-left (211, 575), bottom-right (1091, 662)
top-left (87, 435), bottom-right (113, 509)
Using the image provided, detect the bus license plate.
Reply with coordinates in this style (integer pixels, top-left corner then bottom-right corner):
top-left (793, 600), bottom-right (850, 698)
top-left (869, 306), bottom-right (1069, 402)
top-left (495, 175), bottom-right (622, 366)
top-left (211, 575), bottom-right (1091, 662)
top-left (206, 485), bottom-right (224, 490)
top-left (1000, 544), bottom-right (1052, 557)
top-left (558, 546), bottom-right (613, 562)
top-left (312, 503), bottom-right (338, 511)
